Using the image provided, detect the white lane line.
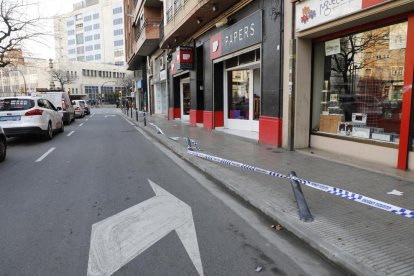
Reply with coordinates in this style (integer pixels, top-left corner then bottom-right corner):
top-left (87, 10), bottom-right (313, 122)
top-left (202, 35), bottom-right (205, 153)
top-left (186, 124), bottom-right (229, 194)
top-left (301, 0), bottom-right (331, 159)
top-left (35, 147), bottom-right (56, 162)
top-left (86, 119), bottom-right (89, 121)
top-left (121, 116), bottom-right (135, 126)
top-left (79, 123), bottom-right (84, 127)
top-left (67, 131), bottom-right (75, 137)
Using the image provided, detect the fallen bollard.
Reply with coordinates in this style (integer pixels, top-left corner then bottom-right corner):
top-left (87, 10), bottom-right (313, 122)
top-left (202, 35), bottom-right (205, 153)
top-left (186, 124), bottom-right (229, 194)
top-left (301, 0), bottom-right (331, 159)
top-left (289, 171), bottom-right (314, 222)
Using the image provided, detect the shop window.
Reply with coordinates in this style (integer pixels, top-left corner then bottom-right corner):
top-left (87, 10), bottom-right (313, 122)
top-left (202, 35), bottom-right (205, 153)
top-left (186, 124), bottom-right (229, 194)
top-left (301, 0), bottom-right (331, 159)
top-left (228, 70), bottom-right (250, 120)
top-left (239, 51), bottom-right (255, 65)
top-left (312, 21), bottom-right (407, 144)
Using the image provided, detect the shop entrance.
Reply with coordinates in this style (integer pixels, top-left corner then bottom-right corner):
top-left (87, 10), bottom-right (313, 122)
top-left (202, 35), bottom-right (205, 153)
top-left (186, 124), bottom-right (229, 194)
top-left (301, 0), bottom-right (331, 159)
top-left (180, 78), bottom-right (190, 121)
top-left (224, 64), bottom-right (261, 131)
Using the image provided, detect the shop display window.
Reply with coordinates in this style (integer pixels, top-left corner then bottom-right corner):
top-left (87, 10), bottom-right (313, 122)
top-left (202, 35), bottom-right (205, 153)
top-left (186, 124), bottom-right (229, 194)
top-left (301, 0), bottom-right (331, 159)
top-left (228, 70), bottom-right (250, 120)
top-left (312, 21), bottom-right (408, 144)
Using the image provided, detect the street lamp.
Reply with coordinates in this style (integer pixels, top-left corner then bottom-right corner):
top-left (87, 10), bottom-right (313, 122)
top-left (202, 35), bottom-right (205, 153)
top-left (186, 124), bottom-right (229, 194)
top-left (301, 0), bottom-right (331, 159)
top-left (49, 59), bottom-right (55, 90)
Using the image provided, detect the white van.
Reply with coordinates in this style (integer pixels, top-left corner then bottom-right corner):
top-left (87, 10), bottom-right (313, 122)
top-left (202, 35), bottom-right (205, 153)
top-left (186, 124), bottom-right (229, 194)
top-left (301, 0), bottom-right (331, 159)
top-left (40, 91), bottom-right (75, 125)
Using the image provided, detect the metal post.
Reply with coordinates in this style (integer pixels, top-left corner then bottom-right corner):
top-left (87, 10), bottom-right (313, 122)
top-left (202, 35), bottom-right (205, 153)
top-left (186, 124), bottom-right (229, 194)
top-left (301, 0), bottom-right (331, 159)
top-left (144, 112), bottom-right (146, 126)
top-left (136, 109), bottom-right (138, 121)
top-left (289, 171), bottom-right (314, 222)
top-left (130, 108), bottom-right (133, 118)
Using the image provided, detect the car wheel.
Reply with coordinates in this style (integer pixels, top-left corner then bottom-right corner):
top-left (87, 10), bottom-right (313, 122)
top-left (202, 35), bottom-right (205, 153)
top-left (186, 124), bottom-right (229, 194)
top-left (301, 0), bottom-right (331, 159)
top-left (44, 122), bottom-right (53, 140)
top-left (0, 138), bottom-right (6, 162)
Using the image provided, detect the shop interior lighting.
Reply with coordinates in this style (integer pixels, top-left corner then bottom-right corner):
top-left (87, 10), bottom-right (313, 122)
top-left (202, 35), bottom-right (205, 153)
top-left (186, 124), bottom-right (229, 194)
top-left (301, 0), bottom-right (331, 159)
top-left (197, 18), bottom-right (202, 24)
top-left (212, 4), bottom-right (217, 12)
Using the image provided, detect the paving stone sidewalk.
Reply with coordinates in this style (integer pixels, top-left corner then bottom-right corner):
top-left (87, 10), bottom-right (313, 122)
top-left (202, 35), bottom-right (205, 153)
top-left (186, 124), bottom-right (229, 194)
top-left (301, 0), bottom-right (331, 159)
top-left (122, 110), bottom-right (414, 276)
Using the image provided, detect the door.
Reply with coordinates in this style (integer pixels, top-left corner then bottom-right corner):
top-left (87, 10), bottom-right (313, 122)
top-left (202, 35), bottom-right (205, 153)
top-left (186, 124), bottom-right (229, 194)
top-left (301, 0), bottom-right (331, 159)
top-left (224, 65), bottom-right (261, 132)
top-left (180, 78), bottom-right (190, 121)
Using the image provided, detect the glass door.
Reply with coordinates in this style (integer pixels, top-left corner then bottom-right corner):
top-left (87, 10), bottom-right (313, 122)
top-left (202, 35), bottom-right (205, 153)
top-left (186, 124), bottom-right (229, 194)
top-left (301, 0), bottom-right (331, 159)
top-left (180, 78), bottom-right (190, 121)
top-left (225, 65), bottom-right (260, 131)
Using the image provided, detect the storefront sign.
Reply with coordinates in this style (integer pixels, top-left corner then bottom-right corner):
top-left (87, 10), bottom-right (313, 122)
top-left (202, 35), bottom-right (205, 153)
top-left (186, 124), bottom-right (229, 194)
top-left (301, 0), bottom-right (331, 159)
top-left (296, 0), bottom-right (391, 32)
top-left (210, 10), bottom-right (262, 59)
top-left (160, 69), bottom-right (167, 80)
top-left (177, 46), bottom-right (193, 70)
top-left (325, 38), bottom-right (341, 55)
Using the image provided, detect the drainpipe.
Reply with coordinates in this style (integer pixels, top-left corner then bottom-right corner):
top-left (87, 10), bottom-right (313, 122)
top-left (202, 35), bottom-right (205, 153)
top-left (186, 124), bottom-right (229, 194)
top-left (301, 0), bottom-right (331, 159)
top-left (288, 2), bottom-right (296, 151)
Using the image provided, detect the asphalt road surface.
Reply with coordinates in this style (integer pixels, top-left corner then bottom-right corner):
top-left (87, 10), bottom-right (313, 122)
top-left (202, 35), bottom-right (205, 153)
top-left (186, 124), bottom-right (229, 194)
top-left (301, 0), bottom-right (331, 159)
top-left (0, 108), bottom-right (349, 276)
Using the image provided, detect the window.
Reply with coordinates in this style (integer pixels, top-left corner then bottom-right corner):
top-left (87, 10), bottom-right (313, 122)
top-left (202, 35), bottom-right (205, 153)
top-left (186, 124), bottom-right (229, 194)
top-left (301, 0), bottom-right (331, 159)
top-left (94, 34), bottom-right (100, 40)
top-left (76, 23), bottom-right (83, 28)
top-left (84, 15), bottom-right (92, 22)
top-left (84, 25), bottom-right (92, 32)
top-left (76, 34), bottom-right (84, 44)
top-left (113, 7), bottom-right (122, 14)
top-left (94, 44), bottom-right (100, 50)
top-left (114, 50), bottom-right (124, 57)
top-left (114, 40), bottom-right (123, 47)
top-left (67, 20), bottom-right (74, 27)
top-left (114, 29), bottom-right (123, 36)
top-left (113, 18), bottom-right (123, 25)
top-left (68, 39), bottom-right (76, 45)
top-left (67, 30), bottom-right (75, 36)
top-left (93, 13), bottom-right (99, 19)
top-left (75, 14), bottom-right (82, 20)
top-left (95, 54), bottom-right (101, 60)
top-left (311, 21), bottom-right (407, 144)
top-left (68, 49), bottom-right (76, 55)
top-left (77, 56), bottom-right (84, 62)
top-left (85, 35), bottom-right (93, 42)
top-left (85, 45), bottom-right (93, 52)
top-left (77, 46), bottom-right (84, 54)
top-left (93, 23), bottom-right (100, 30)
top-left (86, 55), bottom-right (94, 61)
top-left (115, 61), bottom-right (124, 66)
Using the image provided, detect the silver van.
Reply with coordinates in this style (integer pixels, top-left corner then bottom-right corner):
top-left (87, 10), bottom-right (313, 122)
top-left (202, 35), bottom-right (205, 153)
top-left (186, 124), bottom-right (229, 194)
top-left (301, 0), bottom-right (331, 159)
top-left (40, 91), bottom-right (75, 125)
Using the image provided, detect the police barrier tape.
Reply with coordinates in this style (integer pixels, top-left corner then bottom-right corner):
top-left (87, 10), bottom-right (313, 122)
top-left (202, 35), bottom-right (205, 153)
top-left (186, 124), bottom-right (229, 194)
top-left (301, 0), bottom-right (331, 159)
top-left (187, 150), bottom-right (414, 220)
top-left (147, 123), bottom-right (414, 220)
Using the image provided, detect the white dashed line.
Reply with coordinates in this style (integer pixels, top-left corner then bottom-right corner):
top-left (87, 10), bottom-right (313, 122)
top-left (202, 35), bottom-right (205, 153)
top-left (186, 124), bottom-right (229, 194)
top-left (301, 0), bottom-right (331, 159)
top-left (35, 147), bottom-right (56, 162)
top-left (67, 131), bottom-right (75, 137)
top-left (79, 123), bottom-right (84, 127)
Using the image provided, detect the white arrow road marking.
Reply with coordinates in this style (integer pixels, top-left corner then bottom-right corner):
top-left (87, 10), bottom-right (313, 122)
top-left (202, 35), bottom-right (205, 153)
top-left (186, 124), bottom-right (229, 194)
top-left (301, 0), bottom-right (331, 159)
top-left (35, 147), bottom-right (55, 162)
top-left (104, 115), bottom-right (116, 118)
top-left (67, 131), bottom-right (75, 137)
top-left (87, 179), bottom-right (204, 276)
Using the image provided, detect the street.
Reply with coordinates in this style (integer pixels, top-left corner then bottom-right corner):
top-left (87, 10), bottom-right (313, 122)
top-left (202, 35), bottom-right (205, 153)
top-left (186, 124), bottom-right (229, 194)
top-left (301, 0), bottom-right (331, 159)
top-left (0, 108), bottom-right (348, 276)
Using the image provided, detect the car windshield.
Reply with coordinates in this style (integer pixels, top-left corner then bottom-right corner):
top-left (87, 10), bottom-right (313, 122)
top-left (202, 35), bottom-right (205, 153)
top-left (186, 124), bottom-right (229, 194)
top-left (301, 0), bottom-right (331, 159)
top-left (0, 99), bottom-right (35, 111)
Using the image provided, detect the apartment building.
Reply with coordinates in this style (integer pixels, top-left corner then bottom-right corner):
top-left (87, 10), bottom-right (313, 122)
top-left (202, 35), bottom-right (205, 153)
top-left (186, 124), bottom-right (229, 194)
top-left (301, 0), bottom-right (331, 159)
top-left (54, 0), bottom-right (126, 66)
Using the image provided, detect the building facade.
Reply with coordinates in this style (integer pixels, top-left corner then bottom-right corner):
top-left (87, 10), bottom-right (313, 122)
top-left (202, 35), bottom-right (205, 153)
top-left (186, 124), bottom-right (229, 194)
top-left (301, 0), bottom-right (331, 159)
top-left (54, 0), bottom-right (126, 66)
top-left (289, 0), bottom-right (414, 170)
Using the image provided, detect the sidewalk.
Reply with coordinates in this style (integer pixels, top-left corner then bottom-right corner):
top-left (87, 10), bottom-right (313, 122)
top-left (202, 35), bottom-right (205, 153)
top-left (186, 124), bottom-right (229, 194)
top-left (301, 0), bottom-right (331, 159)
top-left (123, 110), bottom-right (414, 276)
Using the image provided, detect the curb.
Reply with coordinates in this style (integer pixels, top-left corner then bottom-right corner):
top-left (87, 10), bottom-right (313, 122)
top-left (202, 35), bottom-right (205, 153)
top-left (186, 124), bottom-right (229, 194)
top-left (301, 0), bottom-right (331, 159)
top-left (122, 113), bottom-right (378, 276)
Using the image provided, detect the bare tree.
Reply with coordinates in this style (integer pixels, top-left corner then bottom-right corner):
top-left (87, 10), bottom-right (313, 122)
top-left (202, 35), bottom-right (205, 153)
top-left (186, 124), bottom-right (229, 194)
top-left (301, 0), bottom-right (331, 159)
top-left (0, 0), bottom-right (44, 67)
top-left (330, 29), bottom-right (389, 94)
top-left (116, 74), bottom-right (135, 93)
top-left (51, 68), bottom-right (77, 90)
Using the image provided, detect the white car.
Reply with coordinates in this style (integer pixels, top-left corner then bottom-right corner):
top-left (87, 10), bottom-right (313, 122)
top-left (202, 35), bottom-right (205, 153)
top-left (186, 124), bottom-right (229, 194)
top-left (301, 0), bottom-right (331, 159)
top-left (0, 96), bottom-right (64, 140)
top-left (72, 100), bottom-right (85, 118)
top-left (0, 126), bottom-right (6, 162)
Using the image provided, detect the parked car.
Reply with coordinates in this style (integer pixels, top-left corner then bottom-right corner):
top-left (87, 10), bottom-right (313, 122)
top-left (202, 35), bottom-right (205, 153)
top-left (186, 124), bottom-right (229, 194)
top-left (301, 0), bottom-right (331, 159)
top-left (0, 96), bottom-right (64, 140)
top-left (39, 91), bottom-right (75, 124)
top-left (0, 126), bottom-right (6, 162)
top-left (72, 100), bottom-right (85, 118)
top-left (80, 100), bottom-right (90, 115)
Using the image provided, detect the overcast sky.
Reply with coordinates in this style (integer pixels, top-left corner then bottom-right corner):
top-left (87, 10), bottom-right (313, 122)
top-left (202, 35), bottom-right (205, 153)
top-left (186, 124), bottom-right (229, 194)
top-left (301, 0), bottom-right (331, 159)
top-left (24, 0), bottom-right (77, 59)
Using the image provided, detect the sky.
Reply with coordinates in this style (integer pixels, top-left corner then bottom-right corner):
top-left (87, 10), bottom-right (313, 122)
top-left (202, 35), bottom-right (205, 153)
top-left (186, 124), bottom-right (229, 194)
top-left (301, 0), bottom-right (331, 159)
top-left (23, 0), bottom-right (77, 59)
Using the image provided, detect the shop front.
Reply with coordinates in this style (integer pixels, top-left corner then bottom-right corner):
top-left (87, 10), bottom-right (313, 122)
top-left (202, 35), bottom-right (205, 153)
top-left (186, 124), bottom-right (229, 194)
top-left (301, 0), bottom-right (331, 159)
top-left (293, 0), bottom-right (414, 170)
top-left (209, 10), bottom-right (263, 135)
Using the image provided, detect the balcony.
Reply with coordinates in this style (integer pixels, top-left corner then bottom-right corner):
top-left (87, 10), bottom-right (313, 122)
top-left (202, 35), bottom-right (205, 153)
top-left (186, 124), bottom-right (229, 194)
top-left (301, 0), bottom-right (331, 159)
top-left (133, 17), bottom-right (162, 56)
top-left (160, 0), bottom-right (242, 49)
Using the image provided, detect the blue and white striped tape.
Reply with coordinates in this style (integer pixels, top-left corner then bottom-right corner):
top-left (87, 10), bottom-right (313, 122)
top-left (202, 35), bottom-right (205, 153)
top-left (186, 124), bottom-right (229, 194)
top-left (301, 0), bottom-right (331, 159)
top-left (188, 150), bottom-right (414, 220)
top-left (148, 123), bottom-right (414, 220)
